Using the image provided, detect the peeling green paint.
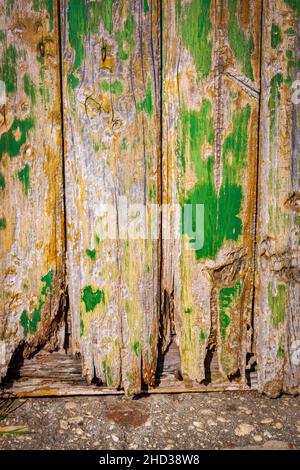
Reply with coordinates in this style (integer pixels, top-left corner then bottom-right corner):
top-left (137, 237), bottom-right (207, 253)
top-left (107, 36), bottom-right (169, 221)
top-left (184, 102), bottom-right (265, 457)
top-left (268, 283), bottom-right (286, 329)
top-left (32, 0), bottom-right (54, 31)
top-left (137, 79), bottom-right (153, 115)
top-left (277, 336), bottom-right (285, 358)
top-left (99, 79), bottom-right (124, 95)
top-left (116, 12), bottom-right (135, 61)
top-left (133, 341), bottom-right (141, 357)
top-left (184, 306), bottom-right (192, 314)
top-left (20, 269), bottom-right (54, 337)
top-left (269, 73), bottom-right (283, 137)
top-left (0, 218), bottom-right (6, 229)
top-left (199, 329), bottom-right (206, 344)
top-left (89, 0), bottom-right (115, 35)
top-left (82, 285), bottom-right (105, 312)
top-left (102, 359), bottom-right (113, 386)
top-left (24, 74), bottom-right (36, 106)
top-left (181, 102), bottom-right (250, 260)
top-left (86, 248), bottom-right (96, 260)
top-left (284, 0), bottom-right (300, 15)
top-left (6, 0), bottom-right (15, 15)
top-left (41, 269), bottom-right (54, 296)
top-left (0, 173), bottom-right (5, 190)
top-left (144, 0), bottom-right (150, 14)
top-left (176, 0), bottom-right (212, 79)
top-left (0, 45), bottom-right (17, 94)
top-left (18, 163), bottom-right (30, 196)
top-left (80, 310), bottom-right (84, 337)
top-left (271, 23), bottom-right (283, 49)
top-left (228, 0), bottom-right (254, 81)
top-left (0, 118), bottom-right (34, 160)
top-left (67, 0), bottom-right (88, 89)
top-left (219, 280), bottom-right (242, 340)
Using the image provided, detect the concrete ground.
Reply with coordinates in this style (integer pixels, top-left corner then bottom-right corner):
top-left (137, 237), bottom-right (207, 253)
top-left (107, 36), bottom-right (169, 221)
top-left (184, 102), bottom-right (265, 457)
top-left (0, 392), bottom-right (299, 450)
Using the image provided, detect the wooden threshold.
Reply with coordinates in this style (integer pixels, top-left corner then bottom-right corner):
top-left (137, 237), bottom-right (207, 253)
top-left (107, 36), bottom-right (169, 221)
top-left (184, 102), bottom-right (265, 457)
top-left (0, 347), bottom-right (257, 397)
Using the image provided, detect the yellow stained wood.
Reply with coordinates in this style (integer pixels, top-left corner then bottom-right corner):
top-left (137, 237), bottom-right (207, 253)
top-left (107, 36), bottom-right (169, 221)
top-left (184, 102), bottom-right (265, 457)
top-left (0, 0), bottom-right (65, 381)
top-left (61, 0), bottom-right (160, 394)
top-left (162, 0), bottom-right (261, 383)
top-left (255, 0), bottom-right (300, 397)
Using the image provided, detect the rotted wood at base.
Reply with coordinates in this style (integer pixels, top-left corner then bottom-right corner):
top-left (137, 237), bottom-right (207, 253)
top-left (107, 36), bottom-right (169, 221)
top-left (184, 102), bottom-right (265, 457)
top-left (0, 349), bottom-right (257, 397)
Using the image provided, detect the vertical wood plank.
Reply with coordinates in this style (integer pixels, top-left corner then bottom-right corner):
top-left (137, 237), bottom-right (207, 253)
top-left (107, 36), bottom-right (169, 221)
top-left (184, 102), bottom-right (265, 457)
top-left (255, 0), bottom-right (300, 397)
top-left (0, 0), bottom-right (65, 380)
top-left (61, 0), bottom-right (161, 394)
top-left (162, 0), bottom-right (261, 383)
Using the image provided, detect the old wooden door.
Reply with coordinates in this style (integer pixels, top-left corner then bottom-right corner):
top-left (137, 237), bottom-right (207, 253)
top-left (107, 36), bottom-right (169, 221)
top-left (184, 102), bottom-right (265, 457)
top-left (0, 0), bottom-right (299, 398)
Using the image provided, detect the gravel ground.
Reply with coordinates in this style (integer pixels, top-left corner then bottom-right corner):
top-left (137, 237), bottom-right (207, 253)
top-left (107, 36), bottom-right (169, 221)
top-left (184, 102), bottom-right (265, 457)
top-left (0, 392), bottom-right (299, 450)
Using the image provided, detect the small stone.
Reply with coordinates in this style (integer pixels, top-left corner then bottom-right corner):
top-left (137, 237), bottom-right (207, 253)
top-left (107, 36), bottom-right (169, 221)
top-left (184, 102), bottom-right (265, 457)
top-left (193, 421), bottom-right (202, 428)
top-left (68, 416), bottom-right (84, 425)
top-left (261, 418), bottom-right (273, 424)
top-left (217, 417), bottom-right (226, 423)
top-left (111, 435), bottom-right (119, 443)
top-left (144, 419), bottom-right (152, 427)
top-left (65, 402), bottom-right (77, 410)
top-left (59, 420), bottom-right (69, 430)
top-left (207, 419), bottom-right (217, 427)
top-left (75, 428), bottom-right (84, 435)
top-left (253, 435), bottom-right (263, 442)
top-left (234, 423), bottom-right (255, 436)
top-left (274, 422), bottom-right (283, 430)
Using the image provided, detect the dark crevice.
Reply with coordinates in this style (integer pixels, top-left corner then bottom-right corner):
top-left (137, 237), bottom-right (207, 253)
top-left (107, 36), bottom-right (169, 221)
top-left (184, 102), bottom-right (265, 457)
top-left (249, 0), bottom-right (264, 365)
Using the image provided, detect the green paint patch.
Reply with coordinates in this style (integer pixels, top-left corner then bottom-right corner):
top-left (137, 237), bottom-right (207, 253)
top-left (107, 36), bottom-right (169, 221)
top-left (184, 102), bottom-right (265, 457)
top-left (41, 269), bottom-right (54, 296)
top-left (86, 248), bottom-right (96, 260)
top-left (89, 0), bottom-right (115, 35)
top-left (277, 336), bottom-right (285, 358)
top-left (228, 0), bottom-right (254, 80)
top-left (285, 28), bottom-right (296, 35)
top-left (102, 359), bottom-right (113, 386)
top-left (184, 306), bottom-right (192, 314)
top-left (32, 0), bottom-right (53, 31)
top-left (137, 79), bottom-right (153, 116)
top-left (121, 137), bottom-right (128, 150)
top-left (82, 285), bottom-right (105, 312)
top-left (269, 74), bottom-right (283, 137)
top-left (176, 0), bottom-right (212, 79)
top-left (181, 102), bottom-right (250, 260)
top-left (23, 74), bottom-right (36, 105)
top-left (199, 329), bottom-right (206, 344)
top-left (268, 283), bottom-right (286, 329)
top-left (6, 0), bottom-right (15, 15)
top-left (0, 173), bottom-right (5, 190)
top-left (219, 281), bottom-right (242, 339)
top-left (0, 218), bottom-right (6, 229)
top-left (284, 0), bottom-right (300, 15)
top-left (80, 310), bottom-right (84, 337)
top-left (144, 0), bottom-right (150, 14)
top-left (67, 0), bottom-right (88, 89)
top-left (95, 234), bottom-right (101, 244)
top-left (271, 23), bottom-right (282, 49)
top-left (0, 117), bottom-right (34, 160)
top-left (20, 269), bottom-right (54, 337)
top-left (18, 163), bottom-right (30, 196)
top-left (0, 45), bottom-right (17, 94)
top-left (116, 12), bottom-right (135, 61)
top-left (133, 341), bottom-right (141, 357)
top-left (99, 79), bottom-right (124, 95)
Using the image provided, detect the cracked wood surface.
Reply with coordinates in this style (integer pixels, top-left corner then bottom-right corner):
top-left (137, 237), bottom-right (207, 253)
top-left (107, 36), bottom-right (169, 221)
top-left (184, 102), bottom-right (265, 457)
top-left (61, 0), bottom-right (161, 395)
top-left (162, 0), bottom-right (261, 384)
top-left (255, 0), bottom-right (300, 397)
top-left (0, 0), bottom-right (65, 381)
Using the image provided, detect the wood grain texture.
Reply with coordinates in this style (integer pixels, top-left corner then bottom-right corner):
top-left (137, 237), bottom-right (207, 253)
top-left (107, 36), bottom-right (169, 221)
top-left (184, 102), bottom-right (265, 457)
top-left (162, 0), bottom-right (261, 384)
top-left (255, 0), bottom-right (300, 397)
top-left (0, 0), bottom-right (65, 381)
top-left (61, 0), bottom-right (161, 394)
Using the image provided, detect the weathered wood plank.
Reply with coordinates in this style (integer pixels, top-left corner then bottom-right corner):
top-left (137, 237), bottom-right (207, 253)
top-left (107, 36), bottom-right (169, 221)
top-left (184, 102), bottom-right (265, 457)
top-left (0, 350), bottom-right (256, 397)
top-left (0, 0), bottom-right (65, 381)
top-left (61, 0), bottom-right (161, 394)
top-left (162, 0), bottom-right (261, 384)
top-left (255, 0), bottom-right (300, 397)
